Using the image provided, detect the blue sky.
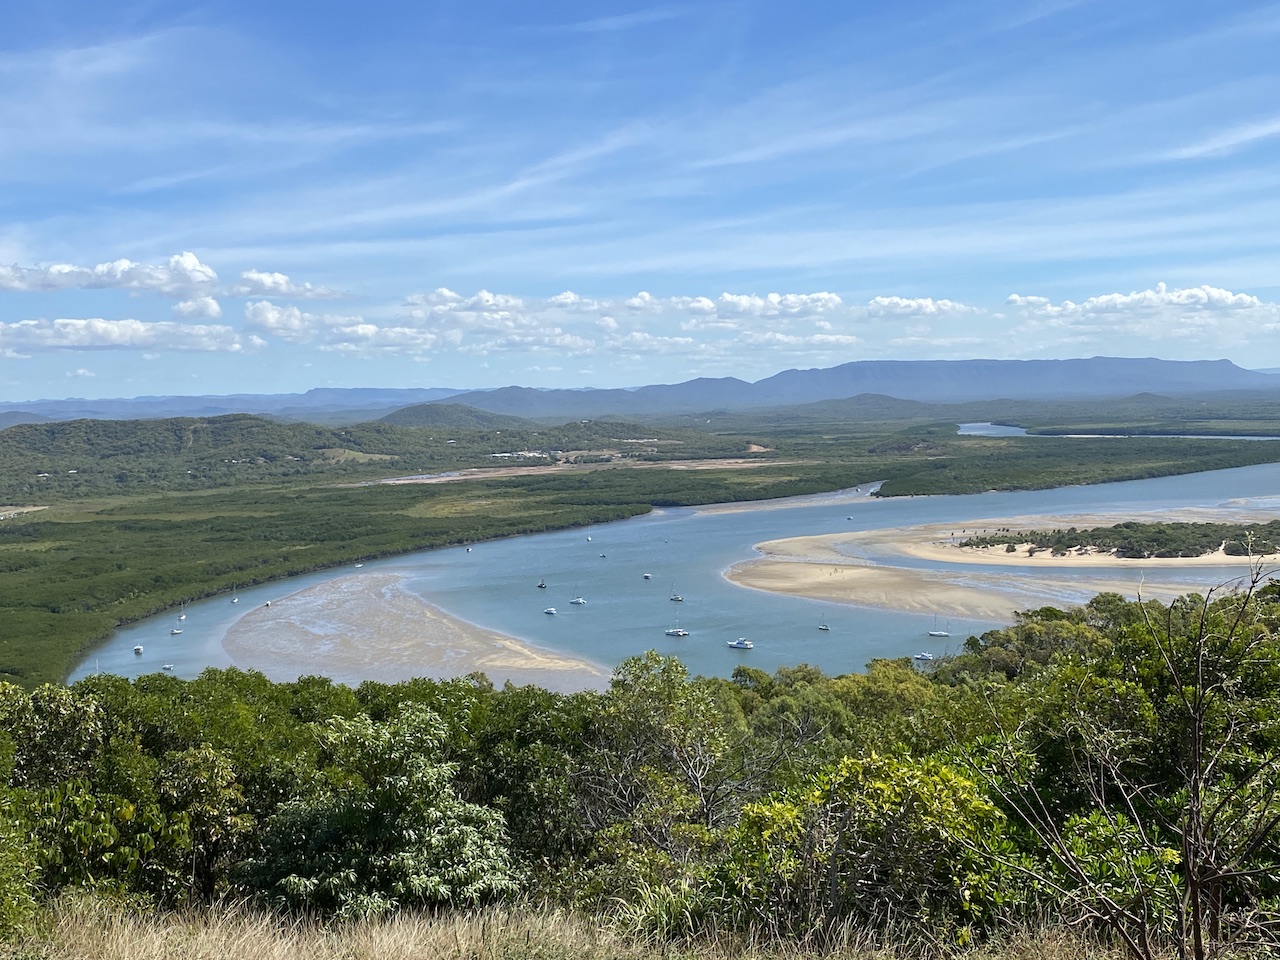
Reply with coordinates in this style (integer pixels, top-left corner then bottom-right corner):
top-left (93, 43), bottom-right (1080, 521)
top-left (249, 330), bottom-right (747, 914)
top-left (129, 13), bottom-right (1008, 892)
top-left (3, 0), bottom-right (1280, 400)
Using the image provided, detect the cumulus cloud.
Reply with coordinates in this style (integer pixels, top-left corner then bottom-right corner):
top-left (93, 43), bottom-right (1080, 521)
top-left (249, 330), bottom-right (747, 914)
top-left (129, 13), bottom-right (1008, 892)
top-left (318, 324), bottom-right (442, 354)
top-left (0, 252), bottom-right (217, 295)
top-left (243, 300), bottom-right (365, 344)
top-left (865, 295), bottom-right (976, 317)
top-left (390, 286), bottom-right (977, 361)
top-left (231, 269), bottom-right (344, 299)
top-left (173, 296), bottom-right (223, 319)
top-left (0, 317), bottom-right (252, 352)
top-left (1005, 282), bottom-right (1280, 346)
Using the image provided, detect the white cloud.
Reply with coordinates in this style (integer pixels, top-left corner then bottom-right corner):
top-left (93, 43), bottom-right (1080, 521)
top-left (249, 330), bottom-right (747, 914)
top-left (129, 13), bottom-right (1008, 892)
top-left (1005, 282), bottom-right (1280, 346)
top-left (243, 300), bottom-right (364, 343)
top-left (0, 252), bottom-right (217, 295)
top-left (173, 296), bottom-right (223, 319)
top-left (0, 317), bottom-right (250, 352)
top-left (865, 295), bottom-right (976, 317)
top-left (67, 367), bottom-right (95, 378)
top-left (318, 324), bottom-right (442, 354)
top-left (231, 269), bottom-right (344, 299)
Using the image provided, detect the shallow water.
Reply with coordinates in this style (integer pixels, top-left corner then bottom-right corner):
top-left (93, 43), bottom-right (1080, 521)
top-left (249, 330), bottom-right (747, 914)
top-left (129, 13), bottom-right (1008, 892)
top-left (72, 460), bottom-right (1280, 684)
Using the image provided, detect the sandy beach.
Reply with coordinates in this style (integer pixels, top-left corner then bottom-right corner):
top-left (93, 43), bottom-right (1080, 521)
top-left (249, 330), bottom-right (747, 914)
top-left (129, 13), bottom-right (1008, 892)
top-left (726, 508), bottom-right (1280, 621)
top-left (222, 573), bottom-right (610, 692)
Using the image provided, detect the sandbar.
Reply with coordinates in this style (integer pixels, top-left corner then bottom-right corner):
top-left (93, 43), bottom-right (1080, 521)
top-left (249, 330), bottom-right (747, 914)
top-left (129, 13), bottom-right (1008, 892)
top-left (222, 573), bottom-right (610, 692)
top-left (726, 508), bottom-right (1280, 621)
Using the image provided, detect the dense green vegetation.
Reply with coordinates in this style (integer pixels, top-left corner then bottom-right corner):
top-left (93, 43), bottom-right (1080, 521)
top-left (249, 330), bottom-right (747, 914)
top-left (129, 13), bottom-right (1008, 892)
top-left (961, 520), bottom-right (1280, 558)
top-left (0, 414), bottom-right (753, 502)
top-left (3, 588), bottom-right (1278, 959)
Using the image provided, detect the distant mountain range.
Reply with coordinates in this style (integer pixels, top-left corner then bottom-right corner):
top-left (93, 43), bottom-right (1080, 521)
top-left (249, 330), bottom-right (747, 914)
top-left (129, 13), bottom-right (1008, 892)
top-left (0, 387), bottom-right (464, 427)
top-left (0, 358), bottom-right (1275, 426)
top-left (427, 358), bottom-right (1280, 420)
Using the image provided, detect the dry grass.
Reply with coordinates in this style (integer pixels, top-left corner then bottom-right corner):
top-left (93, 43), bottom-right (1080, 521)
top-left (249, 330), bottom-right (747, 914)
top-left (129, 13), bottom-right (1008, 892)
top-left (6, 897), bottom-right (1137, 960)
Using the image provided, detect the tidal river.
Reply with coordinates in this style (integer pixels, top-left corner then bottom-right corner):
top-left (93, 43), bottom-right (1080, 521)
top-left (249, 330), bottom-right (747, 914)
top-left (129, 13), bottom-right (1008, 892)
top-left (71, 460), bottom-right (1280, 686)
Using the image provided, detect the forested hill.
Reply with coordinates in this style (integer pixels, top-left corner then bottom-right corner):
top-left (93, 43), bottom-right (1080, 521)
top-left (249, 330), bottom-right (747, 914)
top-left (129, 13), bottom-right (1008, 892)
top-left (379, 402), bottom-right (539, 430)
top-left (0, 413), bottom-right (753, 501)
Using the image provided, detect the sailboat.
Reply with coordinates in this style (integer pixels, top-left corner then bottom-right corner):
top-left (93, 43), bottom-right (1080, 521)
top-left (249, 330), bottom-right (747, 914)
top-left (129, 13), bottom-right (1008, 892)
top-left (669, 580), bottom-right (683, 602)
top-left (569, 584), bottom-right (586, 605)
top-left (664, 614), bottom-right (688, 637)
top-left (817, 618), bottom-right (830, 631)
top-left (928, 615), bottom-right (950, 638)
top-left (537, 578), bottom-right (547, 589)
top-left (177, 603), bottom-right (186, 621)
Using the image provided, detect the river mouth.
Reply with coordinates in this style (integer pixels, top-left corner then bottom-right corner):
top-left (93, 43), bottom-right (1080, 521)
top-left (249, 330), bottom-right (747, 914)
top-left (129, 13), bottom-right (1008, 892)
top-left (72, 461), bottom-right (1280, 687)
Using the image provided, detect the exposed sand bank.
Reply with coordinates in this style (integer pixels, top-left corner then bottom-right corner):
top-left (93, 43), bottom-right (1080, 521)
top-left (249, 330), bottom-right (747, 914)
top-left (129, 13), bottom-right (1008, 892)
top-left (726, 508), bottom-right (1279, 621)
top-left (222, 573), bottom-right (610, 692)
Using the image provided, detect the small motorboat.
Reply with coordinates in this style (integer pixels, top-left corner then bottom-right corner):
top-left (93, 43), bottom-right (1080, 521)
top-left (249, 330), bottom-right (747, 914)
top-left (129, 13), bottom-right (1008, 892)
top-left (570, 596), bottom-right (586, 605)
top-left (914, 651), bottom-right (935, 662)
top-left (170, 628), bottom-right (183, 636)
top-left (544, 607), bottom-right (557, 615)
top-left (162, 664), bottom-right (174, 671)
top-left (727, 638), bottom-right (754, 650)
top-left (642, 573), bottom-right (652, 580)
top-left (537, 579), bottom-right (547, 589)
top-left (133, 645), bottom-right (144, 655)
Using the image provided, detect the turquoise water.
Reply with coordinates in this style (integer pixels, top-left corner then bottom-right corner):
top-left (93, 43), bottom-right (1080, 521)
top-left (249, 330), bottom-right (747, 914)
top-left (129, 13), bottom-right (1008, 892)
top-left (71, 460), bottom-right (1280, 684)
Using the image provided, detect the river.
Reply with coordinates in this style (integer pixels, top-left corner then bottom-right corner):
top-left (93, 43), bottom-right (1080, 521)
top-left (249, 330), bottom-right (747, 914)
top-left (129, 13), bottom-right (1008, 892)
top-left (70, 460), bottom-right (1280, 685)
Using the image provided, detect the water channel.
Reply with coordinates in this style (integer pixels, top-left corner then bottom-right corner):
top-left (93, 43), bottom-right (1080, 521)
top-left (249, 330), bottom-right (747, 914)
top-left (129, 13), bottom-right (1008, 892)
top-left (71, 458), bottom-right (1280, 685)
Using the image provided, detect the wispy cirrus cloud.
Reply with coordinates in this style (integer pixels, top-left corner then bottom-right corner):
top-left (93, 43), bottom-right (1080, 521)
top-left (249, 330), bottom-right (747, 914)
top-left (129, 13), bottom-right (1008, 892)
top-left (1163, 115), bottom-right (1280, 160)
top-left (549, 6), bottom-right (690, 34)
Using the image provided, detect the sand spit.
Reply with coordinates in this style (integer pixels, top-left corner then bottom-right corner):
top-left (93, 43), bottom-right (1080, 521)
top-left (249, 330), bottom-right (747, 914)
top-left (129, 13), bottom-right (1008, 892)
top-left (726, 508), bottom-right (1280, 621)
top-left (222, 573), bottom-right (609, 692)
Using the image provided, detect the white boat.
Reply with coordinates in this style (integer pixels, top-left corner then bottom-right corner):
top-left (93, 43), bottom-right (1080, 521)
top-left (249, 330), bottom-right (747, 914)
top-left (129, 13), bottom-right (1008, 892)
top-left (665, 627), bottom-right (689, 637)
top-left (162, 664), bottom-right (174, 671)
top-left (133, 645), bottom-right (144, 655)
top-left (354, 563), bottom-right (364, 568)
top-left (570, 596), bottom-right (586, 605)
top-left (928, 616), bottom-right (950, 637)
top-left (642, 573), bottom-right (652, 580)
top-left (544, 607), bottom-right (557, 615)
top-left (537, 579), bottom-right (547, 589)
top-left (178, 603), bottom-right (186, 621)
top-left (914, 651), bottom-right (935, 662)
top-left (818, 620), bottom-right (830, 631)
top-left (170, 628), bottom-right (183, 636)
top-left (586, 536), bottom-right (592, 541)
top-left (669, 580), bottom-right (683, 602)
top-left (727, 638), bottom-right (754, 649)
